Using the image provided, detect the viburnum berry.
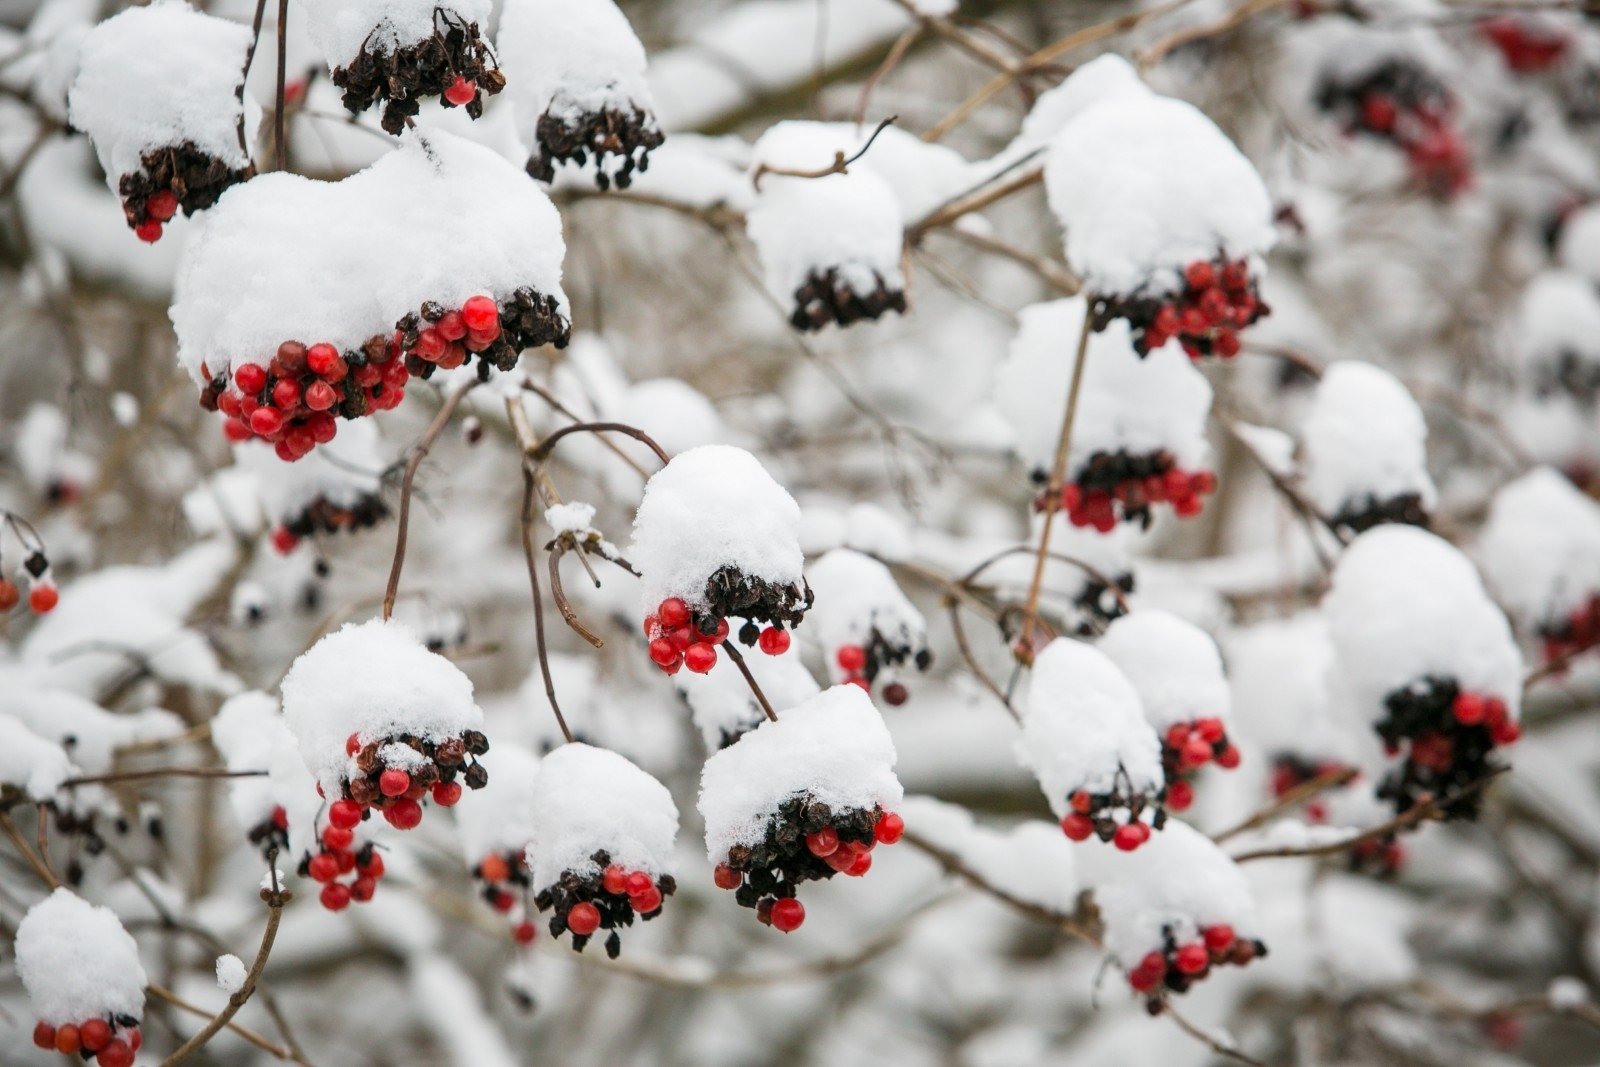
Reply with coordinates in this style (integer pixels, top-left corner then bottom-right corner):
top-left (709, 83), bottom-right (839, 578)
top-left (0, 579), bottom-right (19, 611)
top-left (567, 901), bottom-right (601, 936)
top-left (134, 220), bottom-right (163, 243)
top-left (384, 798), bottom-right (423, 829)
top-left (1061, 813), bottom-right (1095, 840)
top-left (28, 582), bottom-right (58, 612)
top-left (713, 863), bottom-right (741, 890)
top-left (32, 1022), bottom-right (54, 1049)
top-left (55, 1024), bottom-right (81, 1054)
top-left (514, 921), bottom-right (537, 945)
top-left (770, 897), bottom-right (805, 932)
top-left (758, 625), bottom-right (791, 655)
top-left (684, 643), bottom-right (718, 673)
top-left (806, 827), bottom-right (840, 857)
top-left (379, 768), bottom-right (412, 797)
top-left (98, 1040), bottom-right (134, 1067)
top-left (874, 811), bottom-right (905, 844)
top-left (1174, 942), bottom-right (1210, 975)
top-left (329, 798), bottom-right (362, 829)
top-left (837, 644), bottom-right (867, 672)
top-left (432, 781), bottom-right (462, 806)
top-left (1203, 923), bottom-right (1236, 950)
top-left (320, 882), bottom-right (352, 911)
top-left (308, 852), bottom-right (339, 882)
top-left (323, 826), bottom-right (354, 852)
top-left (444, 75), bottom-right (477, 106)
top-left (1113, 822), bottom-right (1149, 851)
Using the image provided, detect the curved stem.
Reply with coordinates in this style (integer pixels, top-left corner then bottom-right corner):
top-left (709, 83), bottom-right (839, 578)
top-left (529, 420), bottom-right (670, 467)
top-left (382, 380), bottom-right (476, 621)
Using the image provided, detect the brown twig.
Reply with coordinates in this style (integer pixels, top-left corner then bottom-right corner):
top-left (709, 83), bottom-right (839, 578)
top-left (902, 830), bottom-right (1097, 942)
top-left (854, 27), bottom-right (922, 125)
top-left (62, 767), bottom-right (266, 788)
top-left (752, 116), bottom-right (898, 190)
top-left (1159, 1000), bottom-right (1266, 1066)
top-left (529, 421), bottom-right (670, 467)
top-left (146, 983), bottom-right (308, 1065)
top-left (723, 643), bottom-right (779, 722)
top-left (1136, 0), bottom-right (1291, 69)
top-left (274, 0), bottom-right (288, 171)
top-left (945, 598), bottom-right (1019, 721)
top-left (382, 380), bottom-right (476, 621)
top-left (907, 158), bottom-right (1043, 240)
top-left (0, 811), bottom-right (59, 888)
top-left (546, 536), bottom-right (606, 649)
top-left (1211, 766), bottom-right (1359, 843)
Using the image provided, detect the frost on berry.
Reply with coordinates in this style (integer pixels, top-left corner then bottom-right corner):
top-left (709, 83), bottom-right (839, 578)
top-left (1325, 527), bottom-right (1523, 820)
top-left (68, 1), bottom-right (258, 242)
top-left (528, 744), bottom-right (678, 957)
top-left (1017, 639), bottom-right (1166, 847)
top-left (994, 299), bottom-right (1216, 532)
top-left (1098, 611), bottom-right (1239, 811)
top-left (899, 795), bottom-right (1079, 913)
top-left (16, 889), bottom-right (147, 1047)
top-left (1080, 820), bottom-right (1264, 1005)
top-left (0, 713), bottom-right (76, 802)
top-left (303, 0), bottom-right (504, 135)
top-left (1511, 270), bottom-right (1600, 407)
top-left (233, 418), bottom-right (389, 551)
top-left (456, 744), bottom-right (543, 936)
top-left (281, 619), bottom-right (490, 834)
top-left (1042, 57), bottom-right (1274, 355)
top-left (698, 685), bottom-right (903, 928)
top-left (805, 549), bottom-right (931, 704)
top-left (500, 0), bottom-right (665, 190)
top-left (676, 639), bottom-right (820, 751)
top-left (630, 446), bottom-right (811, 675)
top-left (1301, 362), bottom-right (1436, 534)
top-left (1478, 467), bottom-right (1600, 668)
top-left (747, 122), bottom-right (909, 332)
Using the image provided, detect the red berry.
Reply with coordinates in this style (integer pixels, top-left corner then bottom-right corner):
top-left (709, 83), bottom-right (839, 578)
top-left (384, 798), bottom-right (423, 830)
top-left (144, 189), bottom-right (180, 222)
top-left (437, 310), bottom-right (466, 340)
top-left (1070, 790), bottom-right (1093, 814)
top-left (684, 643), bottom-right (718, 673)
top-left (134, 220), bottom-right (163, 243)
top-left (307, 343), bottom-right (343, 378)
top-left (1204, 923), bottom-right (1236, 950)
top-left (322, 826), bottom-right (354, 851)
top-left (351, 876), bottom-right (377, 902)
top-left (128, 1028), bottom-right (141, 1052)
top-left (874, 811), bottom-right (905, 844)
top-left (249, 406), bottom-right (284, 437)
top-left (379, 769), bottom-right (411, 797)
top-left (28, 583), bottom-right (57, 613)
top-left (444, 75), bottom-right (477, 106)
top-left (667, 625), bottom-right (693, 651)
top-left (603, 866), bottom-right (628, 895)
top-left (846, 848), bottom-right (873, 877)
top-left (658, 597), bottom-right (690, 629)
top-left (0, 579), bottom-right (17, 612)
top-left (304, 380), bottom-right (337, 411)
top-left (271, 805), bottom-right (289, 831)
top-left (96, 1039), bottom-right (134, 1067)
top-left (567, 901), bottom-right (601, 936)
top-left (360, 850), bottom-right (385, 878)
top-left (1113, 823), bottom-right (1145, 851)
top-left (1182, 736), bottom-right (1214, 768)
top-left (462, 295), bottom-right (499, 332)
top-left (222, 416), bottom-right (251, 442)
top-left (55, 1023), bottom-right (81, 1054)
top-left (514, 921), bottom-right (537, 945)
top-left (1191, 470), bottom-right (1219, 495)
top-left (329, 799), bottom-right (362, 829)
top-left (631, 885), bottom-right (663, 913)
top-left (79, 1019), bottom-right (111, 1053)
top-left (307, 412), bottom-right (338, 444)
top-left (758, 626), bottom-right (791, 655)
top-left (1185, 261), bottom-right (1216, 290)
top-left (1195, 718), bottom-right (1226, 744)
top-left (770, 897), bottom-right (805, 932)
top-left (1214, 330), bottom-right (1241, 358)
top-left (271, 379), bottom-right (299, 410)
top-left (806, 827), bottom-right (840, 857)
top-left (479, 853), bottom-right (510, 883)
top-left (1174, 942), bottom-right (1209, 975)
top-left (308, 851), bottom-right (339, 882)
top-left (1484, 696), bottom-right (1509, 727)
top-left (1216, 745), bottom-right (1241, 770)
top-left (714, 863), bottom-right (742, 890)
top-left (320, 882), bottom-right (352, 911)
top-left (432, 781), bottom-right (462, 806)
top-left (706, 618), bottom-right (731, 644)
top-left (32, 1022), bottom-right (55, 1049)
top-left (270, 526), bottom-right (299, 555)
top-left (1493, 720), bottom-right (1522, 746)
top-left (1166, 779), bottom-right (1194, 810)
top-left (1061, 813), bottom-right (1094, 841)
top-left (617, 871), bottom-right (648, 896)
top-left (235, 363), bottom-right (268, 394)
top-left (1361, 93), bottom-right (1398, 133)
top-left (492, 889), bottom-right (515, 912)
top-left (837, 644), bottom-right (868, 672)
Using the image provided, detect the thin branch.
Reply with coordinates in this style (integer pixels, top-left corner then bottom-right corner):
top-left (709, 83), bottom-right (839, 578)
top-left (529, 421), bottom-right (670, 467)
top-left (521, 381), bottom-right (651, 479)
top-left (1159, 1000), bottom-right (1266, 1067)
top-left (0, 811), bottom-right (59, 889)
top-left (945, 597), bottom-right (1019, 721)
top-left (273, 0), bottom-right (289, 171)
top-left (146, 984), bottom-right (307, 1065)
top-left (62, 767), bottom-right (266, 788)
top-left (723, 642), bottom-right (779, 722)
top-left (902, 830), bottom-right (1097, 942)
top-left (1211, 767), bottom-right (1359, 844)
top-left (382, 380), bottom-right (476, 621)
top-left (854, 28), bottom-right (921, 126)
top-left (907, 159), bottom-right (1043, 240)
top-left (1136, 0), bottom-right (1290, 69)
top-left (752, 116), bottom-right (898, 189)
top-left (546, 536), bottom-right (605, 649)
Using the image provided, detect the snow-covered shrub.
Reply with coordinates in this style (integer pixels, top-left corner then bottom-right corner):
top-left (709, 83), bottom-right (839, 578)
top-left (804, 548), bottom-right (930, 704)
top-left (898, 794), bottom-right (1079, 912)
top-left (528, 743), bottom-right (678, 956)
top-left (994, 299), bottom-right (1215, 531)
top-left (0, 713), bottom-right (75, 802)
top-left (1300, 361), bottom-right (1437, 532)
top-left (499, 0), bottom-right (664, 189)
top-left (211, 690), bottom-right (317, 859)
top-left (300, 0), bottom-right (503, 134)
top-left (68, 0), bottom-right (257, 242)
top-left (17, 889), bottom-right (146, 1062)
top-left (699, 685), bottom-right (903, 932)
top-left (456, 743), bottom-right (543, 944)
top-left (1513, 270), bottom-right (1600, 405)
top-left (631, 445), bottom-right (810, 675)
top-left (1098, 611), bottom-right (1238, 812)
top-left (1043, 56), bottom-right (1274, 358)
top-left (1018, 639), bottom-right (1165, 850)
top-left (1324, 526), bottom-right (1523, 819)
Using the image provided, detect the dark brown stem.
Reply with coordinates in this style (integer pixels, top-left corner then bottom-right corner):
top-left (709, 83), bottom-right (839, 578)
top-left (945, 598), bottom-right (1019, 722)
top-left (752, 116), bottom-right (897, 189)
top-left (274, 0), bottom-right (288, 171)
top-left (0, 811), bottom-right (59, 888)
top-left (529, 421), bottom-right (670, 466)
top-left (723, 642), bottom-right (778, 722)
top-left (1211, 766), bottom-right (1359, 843)
top-left (63, 767), bottom-right (266, 788)
top-left (236, 0), bottom-right (269, 159)
top-left (547, 536), bottom-right (605, 649)
top-left (902, 830), bottom-right (1096, 942)
top-left (382, 380), bottom-right (476, 621)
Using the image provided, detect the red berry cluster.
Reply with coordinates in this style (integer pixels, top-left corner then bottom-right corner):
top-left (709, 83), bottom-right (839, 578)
top-left (1480, 16), bottom-right (1571, 73)
top-left (1059, 785), bottom-right (1160, 851)
top-left (336, 729), bottom-right (488, 834)
top-left (645, 596), bottom-right (740, 675)
top-left (32, 1015), bottom-right (141, 1066)
top-left (714, 799), bottom-right (903, 932)
top-left (303, 800), bottom-right (388, 911)
top-left (1159, 718), bottom-right (1240, 811)
top-left (1318, 61), bottom-right (1473, 198)
top-left (0, 555), bottom-right (57, 614)
top-left (1376, 679), bottom-right (1519, 820)
top-left (536, 851), bottom-right (676, 958)
top-left (832, 641), bottom-right (931, 706)
top-left (1540, 594), bottom-right (1600, 667)
top-left (1043, 455), bottom-right (1217, 533)
top-left (475, 850), bottom-right (537, 945)
top-left (331, 9), bottom-right (505, 135)
top-left (269, 494), bottom-right (389, 555)
top-left (120, 141), bottom-right (253, 243)
top-left (246, 803), bottom-right (292, 859)
top-left (1089, 257), bottom-right (1265, 359)
top-left (1125, 923), bottom-right (1265, 1005)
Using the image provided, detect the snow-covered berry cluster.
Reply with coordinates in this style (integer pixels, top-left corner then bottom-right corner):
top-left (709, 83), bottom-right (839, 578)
top-left (1057, 781), bottom-right (1161, 851)
top-left (474, 850), bottom-right (534, 939)
top-left (644, 595), bottom-right (734, 676)
top-left (303, 802), bottom-right (390, 911)
top-left (395, 290), bottom-right (570, 383)
top-left (339, 727), bottom-right (486, 826)
top-left (17, 890), bottom-right (146, 1067)
top-left (1539, 595), bottom-right (1600, 665)
top-left (1050, 453), bottom-right (1218, 532)
top-left (1302, 362), bottom-right (1437, 535)
top-left (806, 549), bottom-right (932, 704)
top-left (1479, 16), bottom-right (1571, 73)
top-left (1157, 719), bottom-right (1239, 811)
top-left (1375, 680), bottom-right (1520, 819)
top-left (537, 852), bottom-right (677, 957)
top-left (1126, 922), bottom-right (1265, 1003)
top-left (787, 267), bottom-right (909, 333)
top-left (0, 545), bottom-right (59, 614)
top-left (1089, 257), bottom-right (1266, 360)
top-left (1315, 59), bottom-right (1472, 198)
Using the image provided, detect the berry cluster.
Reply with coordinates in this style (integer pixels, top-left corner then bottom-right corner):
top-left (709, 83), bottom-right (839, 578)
top-left (527, 105), bottom-right (664, 191)
top-left (245, 803), bottom-right (291, 860)
top-left (712, 796), bottom-right (904, 932)
top-left (644, 595), bottom-right (732, 675)
top-left (120, 142), bottom-right (253, 243)
top-left (1070, 570), bottom-right (1134, 636)
top-left (1532, 347), bottom-right (1600, 406)
top-left (338, 728), bottom-right (488, 831)
top-left (1480, 16), bottom-right (1571, 73)
top-left (270, 494), bottom-right (390, 555)
top-left (1267, 755), bottom-right (1353, 824)
top-left (1125, 923), bottom-right (1266, 1007)
top-left (832, 640), bottom-right (933, 706)
top-left (203, 290), bottom-right (569, 462)
top-left (535, 851), bottom-right (676, 958)
top-left (645, 574), bottom-right (812, 676)
top-left (0, 548), bottom-right (58, 614)
top-left (1058, 774), bottom-right (1163, 851)
top-left (475, 850), bottom-right (537, 945)
top-left (1089, 257), bottom-right (1266, 359)
top-left (1329, 491), bottom-right (1431, 535)
top-left (1316, 61), bottom-right (1473, 198)
top-left (1541, 593), bottom-right (1600, 666)
top-left (331, 10), bottom-right (505, 134)
top-left (788, 266), bottom-right (907, 332)
top-left (31, 1015), bottom-right (141, 1067)
top-left (1376, 678), bottom-right (1520, 820)
top-left (1042, 453), bottom-right (1217, 532)
top-left (301, 802), bottom-right (387, 911)
top-left (1159, 718), bottom-right (1241, 812)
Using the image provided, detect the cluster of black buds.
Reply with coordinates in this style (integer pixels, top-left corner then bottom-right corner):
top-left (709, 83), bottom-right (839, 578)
top-left (536, 849), bottom-right (676, 958)
top-left (1126, 922), bottom-right (1266, 1007)
top-left (475, 849), bottom-right (537, 944)
top-left (1328, 491), bottom-right (1431, 535)
top-left (831, 638), bottom-right (933, 705)
top-left (1057, 768), bottom-right (1165, 851)
top-left (1089, 257), bottom-right (1266, 359)
top-left (1315, 60), bottom-right (1473, 198)
top-left (272, 496), bottom-right (389, 555)
top-left (1070, 571), bottom-right (1134, 636)
top-left (1036, 451), bottom-right (1217, 533)
top-left (788, 267), bottom-right (907, 332)
top-left (1375, 676), bottom-right (1520, 820)
top-left (397, 288), bottom-right (572, 386)
top-left (712, 795), bottom-right (904, 933)
top-left (119, 141), bottom-right (254, 243)
top-left (526, 104), bottom-right (664, 191)
top-left (332, 9), bottom-right (505, 134)
top-left (705, 568), bottom-right (812, 644)
top-left (340, 728), bottom-right (489, 830)
top-left (1531, 349), bottom-right (1600, 406)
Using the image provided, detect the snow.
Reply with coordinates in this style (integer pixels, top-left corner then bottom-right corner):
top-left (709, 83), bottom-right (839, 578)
top-left (280, 618), bottom-right (484, 795)
top-left (454, 742), bottom-right (542, 864)
top-left (299, 0), bottom-right (492, 68)
top-left (629, 444), bottom-right (805, 613)
top-left (1560, 201), bottom-right (1600, 285)
top-left (215, 954), bottom-right (247, 995)
top-left (675, 641), bottom-right (820, 751)
top-left (15, 888), bottom-right (147, 1026)
top-left (1016, 639), bottom-right (1164, 809)
top-left (899, 795), bottom-right (1079, 912)
top-left (1097, 610), bottom-right (1232, 733)
top-left (211, 690), bottom-right (321, 847)
top-left (527, 742), bottom-right (677, 889)
top-left (698, 684), bottom-right (902, 860)
top-left (15, 403), bottom-right (92, 497)
top-left (545, 502), bottom-right (598, 538)
top-left (68, 1), bottom-right (257, 188)
top-left (1514, 269), bottom-right (1600, 381)
top-left (171, 131), bottom-right (567, 386)
top-left (1476, 466), bottom-right (1600, 630)
top-left (993, 298), bottom-right (1212, 477)
top-left (1077, 819), bottom-right (1258, 965)
top-left (803, 549), bottom-right (928, 683)
top-left (998, 52), bottom-right (1154, 169)
top-left (1324, 526), bottom-right (1523, 725)
top-left (1043, 61), bottom-right (1274, 296)
top-left (0, 674), bottom-right (180, 776)
top-left (1225, 614), bottom-right (1357, 764)
top-left (1549, 975), bottom-right (1588, 1009)
top-left (0, 713), bottom-right (75, 799)
top-left (1301, 361), bottom-right (1436, 518)
top-left (234, 417), bottom-right (387, 526)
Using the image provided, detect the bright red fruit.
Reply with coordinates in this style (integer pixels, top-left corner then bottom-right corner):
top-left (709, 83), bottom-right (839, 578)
top-left (806, 827), bottom-right (840, 857)
top-left (432, 781), bottom-right (462, 806)
top-left (308, 852), bottom-right (339, 882)
top-left (320, 882), bottom-right (352, 911)
top-left (146, 189), bottom-right (179, 221)
top-left (1174, 943), bottom-right (1209, 974)
top-left (874, 811), bottom-right (904, 844)
top-left (379, 769), bottom-right (411, 797)
top-left (235, 363), bottom-right (268, 394)
top-left (134, 220), bottom-right (163, 243)
top-left (329, 799), bottom-right (362, 829)
top-left (32, 1022), bottom-right (55, 1049)
top-left (770, 898), bottom-right (805, 932)
top-left (758, 626), bottom-right (790, 655)
top-left (1061, 813), bottom-right (1094, 841)
top-left (630, 885), bottom-right (663, 913)
top-left (836, 644), bottom-right (867, 672)
top-left (29, 584), bottom-right (58, 613)
top-left (567, 901), bottom-right (601, 936)
top-left (97, 1040), bottom-right (134, 1067)
top-left (713, 863), bottom-right (741, 890)
top-left (384, 799), bottom-right (423, 829)
top-left (462, 295), bottom-right (499, 332)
